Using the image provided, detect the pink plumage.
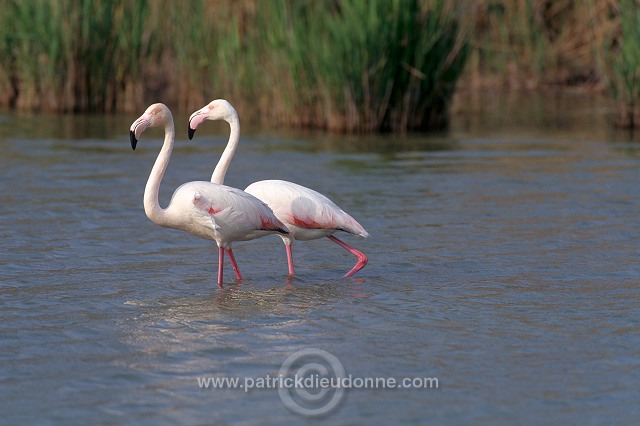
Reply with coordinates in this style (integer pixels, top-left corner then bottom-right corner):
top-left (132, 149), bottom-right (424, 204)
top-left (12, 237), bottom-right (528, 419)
top-left (188, 99), bottom-right (369, 277)
top-left (245, 179), bottom-right (369, 277)
top-left (130, 103), bottom-right (289, 288)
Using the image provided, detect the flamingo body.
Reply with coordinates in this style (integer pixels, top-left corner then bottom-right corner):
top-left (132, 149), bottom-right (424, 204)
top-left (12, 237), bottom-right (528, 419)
top-left (244, 180), bottom-right (368, 241)
top-left (162, 181), bottom-right (288, 247)
top-left (188, 100), bottom-right (369, 277)
top-left (244, 180), bottom-right (369, 277)
top-left (130, 103), bottom-right (288, 287)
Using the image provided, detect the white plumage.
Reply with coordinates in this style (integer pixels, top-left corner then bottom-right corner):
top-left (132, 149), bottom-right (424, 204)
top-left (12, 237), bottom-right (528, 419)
top-left (188, 100), bottom-right (369, 277)
top-left (130, 103), bottom-right (288, 287)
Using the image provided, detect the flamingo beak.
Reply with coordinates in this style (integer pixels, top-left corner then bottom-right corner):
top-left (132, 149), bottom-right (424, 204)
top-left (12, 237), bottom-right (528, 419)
top-left (188, 108), bottom-right (208, 140)
top-left (129, 116), bottom-right (150, 150)
top-left (130, 130), bottom-right (138, 150)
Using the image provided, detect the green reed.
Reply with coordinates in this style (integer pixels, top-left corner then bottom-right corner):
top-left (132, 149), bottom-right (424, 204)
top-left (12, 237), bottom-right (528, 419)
top-left (4, 0), bottom-right (640, 129)
top-left (0, 0), bottom-right (149, 112)
top-left (0, 0), bottom-right (469, 132)
top-left (608, 0), bottom-right (640, 127)
top-left (466, 0), bottom-right (589, 88)
top-left (256, 0), bottom-right (470, 132)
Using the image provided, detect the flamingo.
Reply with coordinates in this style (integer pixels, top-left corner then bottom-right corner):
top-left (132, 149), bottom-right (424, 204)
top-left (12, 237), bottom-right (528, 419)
top-left (129, 103), bottom-right (289, 288)
top-left (188, 99), bottom-right (369, 277)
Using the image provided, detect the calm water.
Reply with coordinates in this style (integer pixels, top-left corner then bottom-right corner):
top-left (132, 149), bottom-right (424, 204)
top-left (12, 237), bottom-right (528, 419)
top-left (1, 92), bottom-right (639, 424)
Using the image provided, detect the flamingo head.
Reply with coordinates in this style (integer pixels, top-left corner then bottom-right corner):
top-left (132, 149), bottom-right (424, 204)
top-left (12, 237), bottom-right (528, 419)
top-left (129, 103), bottom-right (173, 150)
top-left (188, 99), bottom-right (238, 140)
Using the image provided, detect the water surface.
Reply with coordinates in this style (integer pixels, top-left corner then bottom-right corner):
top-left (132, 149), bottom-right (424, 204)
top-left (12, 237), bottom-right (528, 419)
top-left (1, 92), bottom-right (639, 424)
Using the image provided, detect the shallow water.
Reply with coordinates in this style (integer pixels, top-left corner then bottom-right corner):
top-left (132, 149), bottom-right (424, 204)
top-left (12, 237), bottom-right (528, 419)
top-left (1, 92), bottom-right (640, 424)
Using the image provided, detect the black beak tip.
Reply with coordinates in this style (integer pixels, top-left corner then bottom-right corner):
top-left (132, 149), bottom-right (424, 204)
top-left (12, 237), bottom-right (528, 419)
top-left (188, 126), bottom-right (196, 140)
top-left (129, 130), bottom-right (138, 150)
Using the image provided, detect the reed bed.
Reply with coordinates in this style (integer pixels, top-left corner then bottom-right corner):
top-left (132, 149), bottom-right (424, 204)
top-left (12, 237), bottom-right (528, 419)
top-left (466, 0), bottom-right (640, 127)
top-left (607, 0), bottom-right (640, 127)
top-left (1, 0), bottom-right (640, 129)
top-left (0, 0), bottom-right (470, 132)
top-left (465, 0), bottom-right (603, 89)
top-left (0, 0), bottom-right (149, 112)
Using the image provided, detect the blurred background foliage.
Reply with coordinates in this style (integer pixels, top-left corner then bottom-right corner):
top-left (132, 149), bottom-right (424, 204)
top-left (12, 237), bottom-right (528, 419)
top-left (0, 0), bottom-right (638, 131)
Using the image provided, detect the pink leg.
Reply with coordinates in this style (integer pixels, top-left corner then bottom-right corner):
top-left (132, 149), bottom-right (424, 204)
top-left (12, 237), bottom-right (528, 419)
top-left (285, 243), bottom-right (295, 276)
top-left (224, 248), bottom-right (243, 281)
top-left (327, 235), bottom-right (368, 278)
top-left (217, 247), bottom-right (224, 288)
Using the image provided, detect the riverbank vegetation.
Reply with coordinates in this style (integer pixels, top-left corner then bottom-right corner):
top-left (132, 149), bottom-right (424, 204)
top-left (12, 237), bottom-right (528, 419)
top-left (0, 0), bottom-right (638, 130)
top-left (466, 0), bottom-right (640, 128)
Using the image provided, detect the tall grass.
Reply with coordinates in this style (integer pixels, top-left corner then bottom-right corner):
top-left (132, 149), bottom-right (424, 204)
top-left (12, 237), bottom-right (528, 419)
top-left (466, 0), bottom-right (606, 89)
top-left (607, 0), bottom-right (640, 127)
top-left (6, 0), bottom-right (639, 129)
top-left (0, 0), bottom-right (149, 112)
top-left (269, 0), bottom-right (470, 131)
top-left (466, 0), bottom-right (640, 127)
top-left (0, 0), bottom-right (470, 132)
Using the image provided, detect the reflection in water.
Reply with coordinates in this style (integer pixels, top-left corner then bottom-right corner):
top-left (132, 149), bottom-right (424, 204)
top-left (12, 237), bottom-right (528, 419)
top-left (451, 90), bottom-right (613, 136)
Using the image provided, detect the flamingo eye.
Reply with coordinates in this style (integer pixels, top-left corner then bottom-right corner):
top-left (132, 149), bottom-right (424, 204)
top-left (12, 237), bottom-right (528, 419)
top-left (209, 105), bottom-right (215, 110)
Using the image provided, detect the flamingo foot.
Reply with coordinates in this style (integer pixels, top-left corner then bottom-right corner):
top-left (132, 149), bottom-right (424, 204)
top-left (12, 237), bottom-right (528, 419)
top-left (327, 235), bottom-right (368, 278)
top-left (342, 253), bottom-right (368, 278)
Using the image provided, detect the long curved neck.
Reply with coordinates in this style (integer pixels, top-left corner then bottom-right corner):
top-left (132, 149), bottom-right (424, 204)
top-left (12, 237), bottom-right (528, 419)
top-left (210, 114), bottom-right (240, 184)
top-left (144, 122), bottom-right (175, 227)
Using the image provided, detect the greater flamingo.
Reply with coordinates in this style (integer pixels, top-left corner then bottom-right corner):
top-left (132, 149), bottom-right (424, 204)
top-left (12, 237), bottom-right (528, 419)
top-left (188, 99), bottom-right (369, 277)
top-left (129, 103), bottom-right (289, 287)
